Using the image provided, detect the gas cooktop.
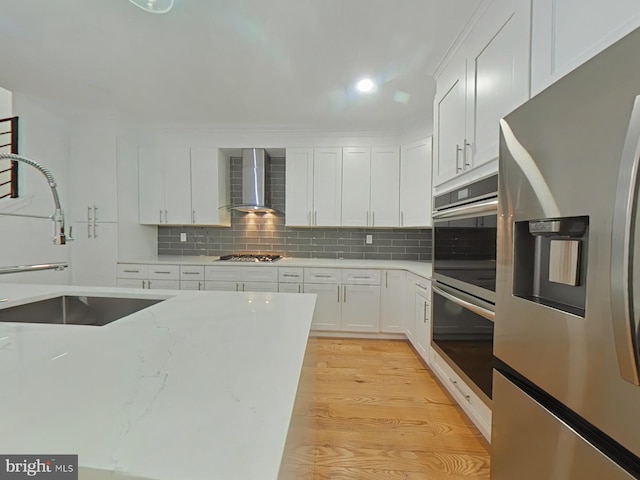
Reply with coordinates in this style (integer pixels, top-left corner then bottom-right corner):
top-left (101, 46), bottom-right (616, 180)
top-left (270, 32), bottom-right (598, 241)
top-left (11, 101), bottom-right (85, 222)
top-left (217, 254), bottom-right (282, 263)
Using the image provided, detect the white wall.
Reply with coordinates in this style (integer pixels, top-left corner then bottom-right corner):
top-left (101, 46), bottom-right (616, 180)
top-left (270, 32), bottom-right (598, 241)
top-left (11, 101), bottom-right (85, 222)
top-left (0, 87), bottom-right (12, 118)
top-left (0, 94), bottom-right (72, 284)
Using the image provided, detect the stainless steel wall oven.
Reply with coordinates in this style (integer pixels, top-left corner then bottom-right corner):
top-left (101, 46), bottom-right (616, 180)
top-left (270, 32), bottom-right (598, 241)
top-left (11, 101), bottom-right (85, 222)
top-left (431, 174), bottom-right (498, 405)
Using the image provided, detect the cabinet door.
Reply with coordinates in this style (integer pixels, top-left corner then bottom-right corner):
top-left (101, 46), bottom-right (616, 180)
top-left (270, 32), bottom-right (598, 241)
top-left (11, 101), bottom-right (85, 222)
top-left (404, 274), bottom-right (416, 340)
top-left (313, 148), bottom-right (342, 226)
top-left (370, 147), bottom-right (400, 227)
top-left (380, 270), bottom-right (406, 333)
top-left (70, 221), bottom-right (118, 287)
top-left (531, 0), bottom-right (640, 96)
top-left (414, 294), bottom-right (431, 363)
top-left (279, 283), bottom-right (302, 293)
top-left (465, 0), bottom-right (531, 170)
top-left (400, 138), bottom-right (432, 227)
top-left (285, 148), bottom-right (314, 226)
top-left (162, 147), bottom-right (192, 225)
top-left (341, 284), bottom-right (380, 332)
top-left (434, 59), bottom-right (467, 187)
top-left (69, 132), bottom-right (118, 223)
top-left (341, 147), bottom-right (371, 227)
top-left (242, 282), bottom-right (278, 292)
top-left (138, 147), bottom-right (166, 224)
top-left (117, 278), bottom-right (146, 289)
top-left (304, 283), bottom-right (341, 331)
top-left (147, 279), bottom-right (180, 290)
top-left (181, 280), bottom-right (204, 291)
top-left (204, 281), bottom-right (239, 291)
top-left (190, 148), bottom-right (230, 226)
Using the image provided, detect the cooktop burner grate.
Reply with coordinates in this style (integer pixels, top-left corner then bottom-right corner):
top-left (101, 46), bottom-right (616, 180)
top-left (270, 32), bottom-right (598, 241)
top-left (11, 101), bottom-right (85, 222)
top-left (218, 254), bottom-right (282, 263)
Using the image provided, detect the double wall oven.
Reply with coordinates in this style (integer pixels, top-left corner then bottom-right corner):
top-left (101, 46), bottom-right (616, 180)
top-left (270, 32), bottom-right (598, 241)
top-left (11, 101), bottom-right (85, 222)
top-left (431, 174), bottom-right (498, 406)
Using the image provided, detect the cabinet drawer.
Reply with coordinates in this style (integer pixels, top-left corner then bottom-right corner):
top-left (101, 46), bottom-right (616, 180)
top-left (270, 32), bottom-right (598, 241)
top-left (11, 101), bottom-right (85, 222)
top-left (205, 266), bottom-right (241, 281)
top-left (117, 264), bottom-right (149, 279)
top-left (341, 269), bottom-right (381, 285)
top-left (180, 265), bottom-right (205, 280)
top-left (430, 349), bottom-right (492, 440)
top-left (240, 267), bottom-right (278, 283)
top-left (148, 265), bottom-right (180, 280)
top-left (304, 268), bottom-right (341, 284)
top-left (279, 267), bottom-right (304, 283)
top-left (415, 276), bottom-right (431, 299)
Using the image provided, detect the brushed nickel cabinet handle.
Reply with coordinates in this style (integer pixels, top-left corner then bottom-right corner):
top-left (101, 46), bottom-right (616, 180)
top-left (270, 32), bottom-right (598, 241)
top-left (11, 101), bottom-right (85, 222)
top-left (87, 205), bottom-right (92, 222)
top-left (94, 205), bottom-right (98, 222)
top-left (450, 378), bottom-right (471, 402)
top-left (159, 209), bottom-right (163, 223)
top-left (123, 269), bottom-right (140, 273)
top-left (343, 285), bottom-right (347, 303)
top-left (337, 285), bottom-right (340, 302)
top-left (87, 222), bottom-right (92, 239)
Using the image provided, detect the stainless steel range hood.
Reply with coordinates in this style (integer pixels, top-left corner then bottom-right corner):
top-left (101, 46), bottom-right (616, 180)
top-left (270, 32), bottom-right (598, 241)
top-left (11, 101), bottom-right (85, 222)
top-left (228, 148), bottom-right (275, 213)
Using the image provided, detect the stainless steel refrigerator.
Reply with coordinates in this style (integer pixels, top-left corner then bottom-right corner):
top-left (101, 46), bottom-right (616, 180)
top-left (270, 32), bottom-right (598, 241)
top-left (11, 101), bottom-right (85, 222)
top-left (493, 26), bottom-right (640, 479)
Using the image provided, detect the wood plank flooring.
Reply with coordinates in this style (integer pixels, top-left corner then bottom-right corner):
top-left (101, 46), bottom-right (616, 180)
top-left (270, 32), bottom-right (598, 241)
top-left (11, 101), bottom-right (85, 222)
top-left (279, 338), bottom-right (490, 479)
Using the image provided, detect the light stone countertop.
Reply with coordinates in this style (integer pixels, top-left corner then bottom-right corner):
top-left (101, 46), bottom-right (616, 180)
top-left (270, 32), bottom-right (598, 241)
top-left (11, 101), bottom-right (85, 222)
top-left (119, 256), bottom-right (432, 279)
top-left (0, 284), bottom-right (316, 480)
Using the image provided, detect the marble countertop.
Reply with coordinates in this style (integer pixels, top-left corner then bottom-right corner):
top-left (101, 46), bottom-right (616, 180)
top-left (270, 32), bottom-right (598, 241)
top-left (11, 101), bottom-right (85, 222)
top-left (0, 284), bottom-right (316, 480)
top-left (119, 256), bottom-right (432, 279)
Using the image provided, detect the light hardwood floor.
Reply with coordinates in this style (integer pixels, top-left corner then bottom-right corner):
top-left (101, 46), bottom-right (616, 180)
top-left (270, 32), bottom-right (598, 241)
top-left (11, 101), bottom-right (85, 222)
top-left (279, 338), bottom-right (490, 480)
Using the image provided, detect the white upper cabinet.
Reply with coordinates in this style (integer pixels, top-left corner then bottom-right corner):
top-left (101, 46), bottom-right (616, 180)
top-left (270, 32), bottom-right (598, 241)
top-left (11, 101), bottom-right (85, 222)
top-left (69, 130), bottom-right (118, 224)
top-left (341, 147), bottom-right (371, 227)
top-left (313, 147), bottom-right (343, 227)
top-left (465, 0), bottom-right (531, 171)
top-left (139, 146), bottom-right (229, 226)
top-left (285, 148), bottom-right (314, 226)
top-left (139, 147), bottom-right (191, 225)
top-left (400, 138), bottom-right (432, 227)
top-left (190, 148), bottom-right (230, 226)
top-left (285, 147), bottom-right (342, 227)
top-left (531, 0), bottom-right (640, 95)
top-left (370, 147), bottom-right (400, 227)
top-left (434, 58), bottom-right (467, 187)
top-left (433, 0), bottom-right (531, 189)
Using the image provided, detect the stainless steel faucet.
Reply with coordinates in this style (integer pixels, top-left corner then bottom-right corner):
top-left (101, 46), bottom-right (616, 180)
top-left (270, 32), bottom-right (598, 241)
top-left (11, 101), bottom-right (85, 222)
top-left (0, 153), bottom-right (73, 244)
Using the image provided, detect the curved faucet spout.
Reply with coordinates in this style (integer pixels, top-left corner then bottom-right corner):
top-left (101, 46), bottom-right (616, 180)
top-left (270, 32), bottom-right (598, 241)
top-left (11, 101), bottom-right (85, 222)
top-left (0, 153), bottom-right (72, 245)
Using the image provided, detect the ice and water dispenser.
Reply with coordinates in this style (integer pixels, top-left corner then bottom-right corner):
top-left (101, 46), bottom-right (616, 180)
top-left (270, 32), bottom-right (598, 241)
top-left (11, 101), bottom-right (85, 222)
top-left (513, 216), bottom-right (589, 316)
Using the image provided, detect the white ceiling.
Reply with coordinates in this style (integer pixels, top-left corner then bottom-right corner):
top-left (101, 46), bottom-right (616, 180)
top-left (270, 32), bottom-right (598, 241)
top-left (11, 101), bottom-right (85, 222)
top-left (0, 0), bottom-right (481, 130)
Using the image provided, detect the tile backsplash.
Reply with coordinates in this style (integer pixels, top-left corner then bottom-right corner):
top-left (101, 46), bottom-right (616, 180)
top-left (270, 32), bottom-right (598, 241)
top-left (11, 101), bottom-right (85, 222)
top-left (157, 157), bottom-right (432, 261)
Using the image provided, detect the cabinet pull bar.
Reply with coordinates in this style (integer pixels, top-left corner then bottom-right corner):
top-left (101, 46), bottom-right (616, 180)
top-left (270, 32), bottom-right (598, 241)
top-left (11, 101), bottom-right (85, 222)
top-left (87, 206), bottom-right (92, 222)
top-left (314, 274), bottom-right (332, 278)
top-left (282, 274), bottom-right (299, 278)
top-left (366, 211), bottom-right (369, 226)
top-left (87, 222), bottom-right (92, 239)
top-left (352, 275), bottom-right (372, 279)
top-left (423, 301), bottom-right (427, 323)
top-left (94, 206), bottom-right (98, 222)
top-left (154, 271), bottom-right (172, 274)
top-left (337, 285), bottom-right (340, 302)
top-left (147, 280), bottom-right (152, 289)
top-left (314, 211), bottom-right (318, 225)
top-left (183, 272), bottom-right (200, 275)
top-left (450, 378), bottom-right (471, 402)
top-left (198, 282), bottom-right (202, 290)
top-left (343, 285), bottom-right (347, 302)
top-left (159, 209), bottom-right (163, 223)
top-left (401, 211), bottom-right (404, 226)
top-left (456, 145), bottom-right (463, 173)
top-left (372, 211), bottom-right (375, 226)
top-left (123, 269), bottom-right (140, 273)
top-left (164, 210), bottom-right (168, 223)
top-left (93, 222), bottom-right (98, 238)
top-left (464, 140), bottom-right (472, 169)
top-left (385, 271), bottom-right (388, 288)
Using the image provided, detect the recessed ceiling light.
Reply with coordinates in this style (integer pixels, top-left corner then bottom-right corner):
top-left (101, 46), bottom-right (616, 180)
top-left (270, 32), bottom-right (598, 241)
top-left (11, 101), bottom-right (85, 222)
top-left (128, 0), bottom-right (174, 14)
top-left (356, 78), bottom-right (376, 93)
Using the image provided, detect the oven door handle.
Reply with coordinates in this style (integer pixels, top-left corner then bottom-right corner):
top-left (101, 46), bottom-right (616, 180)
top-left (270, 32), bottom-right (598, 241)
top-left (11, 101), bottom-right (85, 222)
top-left (432, 198), bottom-right (498, 220)
top-left (432, 284), bottom-right (495, 322)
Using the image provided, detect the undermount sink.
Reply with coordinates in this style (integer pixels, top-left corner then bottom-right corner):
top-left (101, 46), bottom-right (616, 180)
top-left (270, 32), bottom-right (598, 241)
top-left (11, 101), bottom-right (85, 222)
top-left (0, 295), bottom-right (165, 326)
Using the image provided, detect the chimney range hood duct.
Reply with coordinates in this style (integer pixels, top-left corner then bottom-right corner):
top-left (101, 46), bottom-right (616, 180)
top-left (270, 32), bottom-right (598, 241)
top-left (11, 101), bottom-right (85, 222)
top-left (227, 148), bottom-right (276, 213)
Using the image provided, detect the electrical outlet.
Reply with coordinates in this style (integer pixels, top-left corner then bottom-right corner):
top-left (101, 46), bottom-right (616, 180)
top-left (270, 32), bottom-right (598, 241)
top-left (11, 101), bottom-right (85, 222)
top-left (180, 233), bottom-right (187, 242)
top-left (365, 234), bottom-right (373, 245)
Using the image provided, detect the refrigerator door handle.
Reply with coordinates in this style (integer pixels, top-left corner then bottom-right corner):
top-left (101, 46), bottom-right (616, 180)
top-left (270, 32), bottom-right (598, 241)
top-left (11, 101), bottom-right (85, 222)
top-left (611, 95), bottom-right (640, 385)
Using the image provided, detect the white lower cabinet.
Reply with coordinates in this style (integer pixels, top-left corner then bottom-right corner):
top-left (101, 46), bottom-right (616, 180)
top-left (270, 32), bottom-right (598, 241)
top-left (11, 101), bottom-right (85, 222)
top-left (430, 348), bottom-right (492, 441)
top-left (303, 282), bottom-right (342, 331)
top-left (71, 221), bottom-right (118, 287)
top-left (204, 266), bottom-right (279, 292)
top-left (413, 278), bottom-right (431, 364)
top-left (116, 264), bottom-right (180, 290)
top-left (303, 268), bottom-right (381, 333)
top-left (380, 269), bottom-right (407, 333)
top-left (404, 273), bottom-right (417, 341)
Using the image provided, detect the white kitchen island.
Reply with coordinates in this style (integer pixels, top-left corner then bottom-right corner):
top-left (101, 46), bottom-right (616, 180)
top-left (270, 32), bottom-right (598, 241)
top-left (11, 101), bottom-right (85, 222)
top-left (0, 284), bottom-right (316, 480)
